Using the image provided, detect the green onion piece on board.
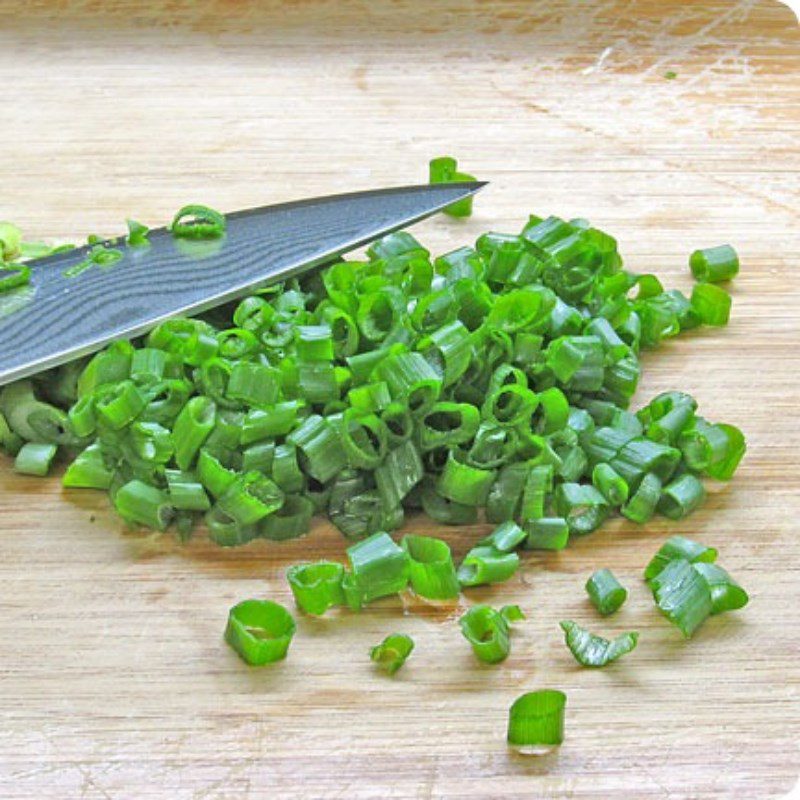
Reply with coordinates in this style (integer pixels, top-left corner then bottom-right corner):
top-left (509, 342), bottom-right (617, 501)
top-left (554, 483), bottom-right (609, 535)
top-left (650, 558), bottom-right (712, 638)
top-left (114, 479), bottom-right (174, 531)
top-left (401, 534), bottom-right (460, 600)
top-left (14, 442), bottom-right (57, 476)
top-left (693, 563), bottom-right (749, 614)
top-left (657, 473), bottom-right (706, 519)
top-left (585, 569), bottom-right (628, 616)
top-left (507, 690), bottom-right (566, 750)
top-left (171, 204), bottom-right (226, 239)
top-left (621, 472), bottom-right (662, 523)
top-left (62, 444), bottom-right (112, 489)
top-left (591, 463), bottom-right (629, 506)
top-left (524, 517), bottom-right (569, 550)
top-left (644, 535), bottom-right (718, 581)
top-left (370, 633), bottom-right (415, 675)
top-left (259, 494), bottom-right (313, 541)
top-left (559, 620), bottom-right (638, 667)
top-left (457, 545), bottom-right (520, 588)
top-left (343, 532), bottom-right (410, 610)
top-left (689, 245), bottom-right (739, 283)
top-left (478, 521), bottom-right (527, 553)
top-left (286, 561), bottom-right (345, 615)
top-left (691, 283), bottom-right (731, 326)
top-left (429, 156), bottom-right (478, 217)
top-left (224, 599), bottom-right (296, 666)
top-left (217, 471), bottom-right (284, 526)
top-left (459, 604), bottom-right (524, 664)
top-left (173, 396), bottom-right (216, 471)
top-left (165, 469), bottom-right (211, 511)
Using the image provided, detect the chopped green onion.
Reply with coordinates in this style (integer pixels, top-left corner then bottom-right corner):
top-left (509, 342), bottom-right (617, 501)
top-left (554, 483), bottom-right (609, 535)
top-left (479, 521), bottom-right (527, 553)
top-left (14, 442), bottom-right (57, 476)
top-left (114, 479), bottom-right (173, 531)
top-left (286, 561), bottom-right (345, 615)
top-left (693, 563), bottom-right (749, 614)
top-left (126, 219), bottom-right (150, 247)
top-left (259, 493), bottom-right (313, 540)
top-left (644, 535), bottom-right (718, 582)
top-left (165, 469), bottom-right (211, 511)
top-left (620, 472), bottom-right (662, 523)
top-left (62, 443), bottom-right (112, 489)
top-left (402, 534), bottom-right (460, 600)
top-left (459, 604), bottom-right (524, 664)
top-left (224, 599), bottom-right (296, 665)
top-left (429, 156), bottom-right (477, 217)
top-left (457, 545), bottom-right (519, 588)
top-left (173, 396), bottom-right (216, 470)
top-left (658, 473), bottom-right (706, 519)
top-left (585, 569), bottom-right (627, 616)
top-left (437, 451), bottom-right (495, 507)
top-left (370, 633), bottom-right (415, 675)
top-left (524, 517), bottom-right (569, 550)
top-left (591, 463), bottom-right (629, 506)
top-left (650, 558), bottom-right (712, 638)
top-left (343, 532), bottom-right (410, 610)
top-left (217, 471), bottom-right (284, 526)
top-left (507, 690), bottom-right (566, 751)
top-left (0, 221), bottom-right (23, 260)
top-left (689, 245), bottom-right (739, 283)
top-left (691, 283), bottom-right (731, 326)
top-left (171, 204), bottom-right (226, 239)
top-left (559, 620), bottom-right (638, 667)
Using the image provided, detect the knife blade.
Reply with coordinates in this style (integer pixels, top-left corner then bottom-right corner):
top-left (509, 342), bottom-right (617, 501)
top-left (0, 182), bottom-right (485, 386)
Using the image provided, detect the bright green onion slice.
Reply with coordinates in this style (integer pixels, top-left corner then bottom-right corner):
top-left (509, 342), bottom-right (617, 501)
top-left (370, 633), bottom-right (415, 675)
top-left (524, 517), bottom-right (569, 550)
top-left (459, 604), bottom-right (525, 664)
top-left (224, 599), bottom-right (296, 665)
top-left (457, 545), bottom-right (519, 588)
top-left (402, 534), bottom-right (460, 600)
top-left (343, 532), bottom-right (410, 610)
top-left (559, 620), bottom-right (638, 667)
top-left (689, 244), bottom-right (739, 283)
top-left (171, 204), bottom-right (226, 239)
top-left (693, 562), bottom-right (749, 614)
top-left (644, 535), bottom-right (718, 582)
top-left (507, 690), bottom-right (566, 751)
top-left (286, 561), bottom-right (345, 615)
top-left (478, 521), bottom-right (527, 553)
top-left (650, 558), bottom-right (712, 638)
top-left (114, 479), bottom-right (174, 531)
top-left (585, 569), bottom-right (627, 616)
top-left (14, 442), bottom-right (58, 476)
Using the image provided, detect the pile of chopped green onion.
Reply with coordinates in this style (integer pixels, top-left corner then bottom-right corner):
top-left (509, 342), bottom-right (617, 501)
top-left (0, 204), bottom-right (745, 548)
top-left (0, 176), bottom-right (750, 751)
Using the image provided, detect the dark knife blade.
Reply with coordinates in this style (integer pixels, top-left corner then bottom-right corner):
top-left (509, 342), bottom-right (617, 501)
top-left (0, 182), bottom-right (485, 386)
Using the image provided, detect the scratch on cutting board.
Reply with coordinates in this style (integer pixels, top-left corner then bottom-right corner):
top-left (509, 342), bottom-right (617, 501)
top-left (581, 46), bottom-right (614, 75)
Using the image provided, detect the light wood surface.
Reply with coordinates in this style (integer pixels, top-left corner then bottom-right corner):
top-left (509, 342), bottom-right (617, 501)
top-left (1, 1), bottom-right (799, 797)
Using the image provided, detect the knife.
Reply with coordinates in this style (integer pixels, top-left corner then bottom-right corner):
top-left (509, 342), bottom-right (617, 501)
top-left (0, 182), bottom-right (485, 387)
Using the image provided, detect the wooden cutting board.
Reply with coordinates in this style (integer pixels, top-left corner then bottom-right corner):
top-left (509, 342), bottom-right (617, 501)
top-left (1, 1), bottom-right (798, 797)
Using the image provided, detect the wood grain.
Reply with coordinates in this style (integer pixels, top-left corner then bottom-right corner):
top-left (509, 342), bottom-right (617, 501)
top-left (0, 1), bottom-right (799, 797)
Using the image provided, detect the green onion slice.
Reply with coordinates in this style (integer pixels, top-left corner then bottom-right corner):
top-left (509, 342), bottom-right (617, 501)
top-left (402, 534), bottom-right (460, 600)
top-left (286, 561), bottom-right (345, 615)
top-left (585, 569), bottom-right (627, 616)
top-left (370, 633), bottom-right (415, 675)
top-left (559, 620), bottom-right (638, 667)
top-left (224, 599), bottom-right (296, 665)
top-left (507, 690), bottom-right (566, 751)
